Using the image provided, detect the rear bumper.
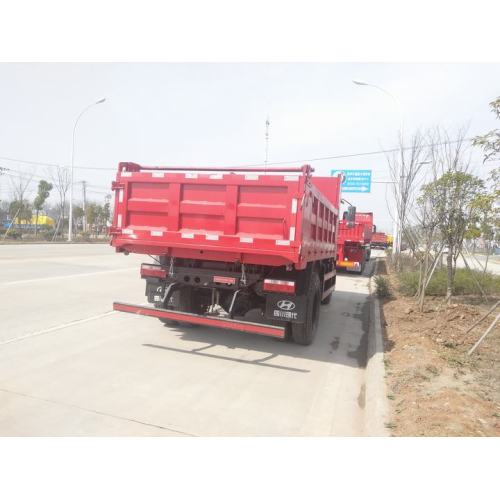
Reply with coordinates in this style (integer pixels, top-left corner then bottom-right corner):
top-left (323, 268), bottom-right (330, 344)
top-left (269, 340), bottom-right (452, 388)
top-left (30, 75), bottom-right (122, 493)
top-left (113, 302), bottom-right (286, 338)
top-left (336, 261), bottom-right (361, 272)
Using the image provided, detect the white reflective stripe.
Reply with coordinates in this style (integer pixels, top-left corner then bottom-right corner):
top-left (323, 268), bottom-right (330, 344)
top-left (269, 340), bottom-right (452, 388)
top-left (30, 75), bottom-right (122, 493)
top-left (122, 228), bottom-right (134, 235)
top-left (185, 173), bottom-right (198, 179)
top-left (181, 233), bottom-right (194, 239)
top-left (291, 198), bottom-right (297, 214)
top-left (151, 231), bottom-right (163, 237)
top-left (245, 174), bottom-right (259, 180)
top-left (121, 172), bottom-right (132, 177)
top-left (276, 240), bottom-right (290, 246)
top-left (289, 227), bottom-right (296, 241)
top-left (152, 171), bottom-right (164, 178)
top-left (209, 174), bottom-right (223, 179)
top-left (117, 214), bottom-right (122, 227)
top-left (264, 279), bottom-right (295, 286)
top-left (118, 190), bottom-right (124, 203)
top-left (240, 237), bottom-right (253, 243)
top-left (284, 175), bottom-right (299, 181)
top-left (205, 234), bottom-right (219, 240)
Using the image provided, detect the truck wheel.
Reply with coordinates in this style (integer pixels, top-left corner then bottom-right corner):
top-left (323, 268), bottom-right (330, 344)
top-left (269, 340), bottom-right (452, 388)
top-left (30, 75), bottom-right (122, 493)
top-left (291, 273), bottom-right (321, 345)
top-left (155, 302), bottom-right (179, 327)
top-left (177, 286), bottom-right (199, 328)
top-left (357, 261), bottom-right (365, 275)
top-left (321, 292), bottom-right (332, 305)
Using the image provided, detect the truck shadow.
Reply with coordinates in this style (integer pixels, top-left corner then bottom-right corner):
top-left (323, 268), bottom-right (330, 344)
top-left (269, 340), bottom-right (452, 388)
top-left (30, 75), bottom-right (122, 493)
top-left (142, 288), bottom-right (376, 372)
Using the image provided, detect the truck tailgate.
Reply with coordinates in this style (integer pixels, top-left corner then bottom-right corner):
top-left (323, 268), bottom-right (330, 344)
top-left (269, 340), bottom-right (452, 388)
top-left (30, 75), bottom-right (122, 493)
top-left (110, 163), bottom-right (307, 266)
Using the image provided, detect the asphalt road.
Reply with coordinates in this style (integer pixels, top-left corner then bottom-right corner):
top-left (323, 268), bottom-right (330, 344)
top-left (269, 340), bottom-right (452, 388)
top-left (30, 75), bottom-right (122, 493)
top-left (0, 244), bottom-right (383, 436)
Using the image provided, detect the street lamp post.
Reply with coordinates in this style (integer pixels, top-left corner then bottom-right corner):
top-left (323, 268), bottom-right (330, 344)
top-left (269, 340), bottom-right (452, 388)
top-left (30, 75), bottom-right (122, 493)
top-left (68, 98), bottom-right (106, 242)
top-left (353, 80), bottom-right (404, 255)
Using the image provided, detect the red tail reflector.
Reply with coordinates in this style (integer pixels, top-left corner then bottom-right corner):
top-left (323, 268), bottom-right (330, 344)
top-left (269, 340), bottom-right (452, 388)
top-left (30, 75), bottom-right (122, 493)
top-left (263, 279), bottom-right (295, 294)
top-left (140, 263), bottom-right (167, 278)
top-left (213, 276), bottom-right (236, 285)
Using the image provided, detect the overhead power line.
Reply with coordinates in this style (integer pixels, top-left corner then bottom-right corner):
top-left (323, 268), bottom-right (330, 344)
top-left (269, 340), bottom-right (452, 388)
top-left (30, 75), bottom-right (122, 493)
top-left (0, 137), bottom-right (488, 172)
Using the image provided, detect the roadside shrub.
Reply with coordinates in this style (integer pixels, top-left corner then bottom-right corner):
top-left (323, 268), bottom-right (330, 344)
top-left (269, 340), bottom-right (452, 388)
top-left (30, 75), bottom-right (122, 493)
top-left (374, 275), bottom-right (392, 298)
top-left (386, 249), bottom-right (418, 272)
top-left (6, 229), bottom-right (22, 240)
top-left (398, 271), bottom-right (420, 296)
top-left (398, 268), bottom-right (500, 296)
top-left (43, 229), bottom-right (56, 241)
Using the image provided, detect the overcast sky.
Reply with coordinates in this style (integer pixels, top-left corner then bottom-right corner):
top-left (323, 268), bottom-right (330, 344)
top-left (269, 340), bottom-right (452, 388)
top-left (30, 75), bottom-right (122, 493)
top-left (0, 63), bottom-right (499, 232)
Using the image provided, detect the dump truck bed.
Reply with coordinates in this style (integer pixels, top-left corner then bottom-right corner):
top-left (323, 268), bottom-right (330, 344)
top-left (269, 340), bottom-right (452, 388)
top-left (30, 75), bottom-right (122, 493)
top-left (338, 220), bottom-right (370, 245)
top-left (110, 163), bottom-right (341, 270)
top-left (354, 212), bottom-right (373, 244)
top-left (372, 232), bottom-right (387, 243)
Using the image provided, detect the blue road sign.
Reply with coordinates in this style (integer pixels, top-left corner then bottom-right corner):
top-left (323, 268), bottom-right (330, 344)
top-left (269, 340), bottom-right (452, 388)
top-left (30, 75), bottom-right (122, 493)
top-left (331, 169), bottom-right (372, 193)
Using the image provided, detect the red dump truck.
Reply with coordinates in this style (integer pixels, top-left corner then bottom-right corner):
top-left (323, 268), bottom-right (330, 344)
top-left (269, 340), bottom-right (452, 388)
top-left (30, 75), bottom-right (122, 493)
top-left (371, 232), bottom-right (388, 249)
top-left (354, 212), bottom-right (374, 236)
top-left (336, 208), bottom-right (372, 274)
top-left (110, 163), bottom-right (342, 345)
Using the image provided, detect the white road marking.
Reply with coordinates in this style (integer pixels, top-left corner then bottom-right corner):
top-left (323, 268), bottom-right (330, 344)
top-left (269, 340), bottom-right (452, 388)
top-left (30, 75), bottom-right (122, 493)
top-left (0, 301), bottom-right (148, 346)
top-left (0, 311), bottom-right (117, 345)
top-left (0, 267), bottom-right (138, 286)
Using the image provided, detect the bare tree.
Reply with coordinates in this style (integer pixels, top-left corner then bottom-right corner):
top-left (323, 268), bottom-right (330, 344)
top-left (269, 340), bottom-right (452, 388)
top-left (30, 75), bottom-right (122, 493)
top-left (9, 167), bottom-right (34, 203)
top-left (427, 126), bottom-right (472, 178)
top-left (50, 166), bottom-right (71, 238)
top-left (386, 129), bottom-right (429, 269)
top-left (9, 167), bottom-right (35, 225)
top-left (414, 187), bottom-right (442, 311)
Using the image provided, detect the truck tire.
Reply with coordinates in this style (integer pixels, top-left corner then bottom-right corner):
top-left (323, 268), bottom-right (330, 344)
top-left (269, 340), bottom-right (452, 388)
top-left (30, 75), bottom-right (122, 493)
top-left (291, 273), bottom-right (321, 345)
top-left (157, 287), bottom-right (197, 327)
top-left (155, 302), bottom-right (179, 327)
top-left (357, 261), bottom-right (365, 275)
top-left (176, 286), bottom-right (200, 328)
top-left (321, 292), bottom-right (332, 305)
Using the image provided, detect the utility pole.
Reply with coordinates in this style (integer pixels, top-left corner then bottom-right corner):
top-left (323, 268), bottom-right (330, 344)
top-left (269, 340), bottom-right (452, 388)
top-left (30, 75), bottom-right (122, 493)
top-left (82, 180), bottom-right (87, 232)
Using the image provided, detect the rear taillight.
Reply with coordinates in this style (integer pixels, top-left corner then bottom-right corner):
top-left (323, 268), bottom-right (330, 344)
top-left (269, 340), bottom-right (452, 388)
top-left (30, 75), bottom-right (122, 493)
top-left (263, 279), bottom-right (295, 294)
top-left (140, 263), bottom-right (167, 279)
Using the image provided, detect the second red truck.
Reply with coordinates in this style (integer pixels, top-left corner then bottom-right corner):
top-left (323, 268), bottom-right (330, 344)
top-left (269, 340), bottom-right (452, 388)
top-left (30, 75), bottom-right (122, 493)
top-left (336, 210), bottom-right (373, 274)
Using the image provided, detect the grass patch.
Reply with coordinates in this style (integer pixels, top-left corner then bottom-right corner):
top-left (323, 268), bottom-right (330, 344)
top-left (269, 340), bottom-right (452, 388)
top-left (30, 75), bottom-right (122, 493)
top-left (398, 268), bottom-right (500, 297)
top-left (374, 275), bottom-right (392, 298)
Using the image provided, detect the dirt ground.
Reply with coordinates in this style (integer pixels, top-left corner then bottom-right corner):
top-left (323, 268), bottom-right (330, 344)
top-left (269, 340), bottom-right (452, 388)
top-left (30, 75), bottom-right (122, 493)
top-left (377, 260), bottom-right (500, 436)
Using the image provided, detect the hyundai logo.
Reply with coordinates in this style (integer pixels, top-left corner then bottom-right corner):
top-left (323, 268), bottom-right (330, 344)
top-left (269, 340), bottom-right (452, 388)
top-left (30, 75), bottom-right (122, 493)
top-left (277, 300), bottom-right (296, 311)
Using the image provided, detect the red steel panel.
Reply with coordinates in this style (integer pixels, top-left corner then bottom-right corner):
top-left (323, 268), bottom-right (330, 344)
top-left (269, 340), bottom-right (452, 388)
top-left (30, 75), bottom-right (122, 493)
top-left (372, 232), bottom-right (387, 244)
top-left (354, 212), bottom-right (374, 243)
top-left (110, 163), bottom-right (342, 269)
top-left (338, 220), bottom-right (367, 245)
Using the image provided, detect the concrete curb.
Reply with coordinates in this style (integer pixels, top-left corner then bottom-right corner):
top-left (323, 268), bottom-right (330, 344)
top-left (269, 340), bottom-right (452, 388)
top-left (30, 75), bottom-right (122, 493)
top-left (364, 258), bottom-right (389, 436)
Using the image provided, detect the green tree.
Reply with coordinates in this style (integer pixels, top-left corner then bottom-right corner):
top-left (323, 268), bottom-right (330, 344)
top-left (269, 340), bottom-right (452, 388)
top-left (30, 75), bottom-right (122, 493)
top-left (420, 171), bottom-right (485, 301)
top-left (33, 180), bottom-right (53, 236)
top-left (473, 97), bottom-right (500, 161)
top-left (72, 206), bottom-right (84, 234)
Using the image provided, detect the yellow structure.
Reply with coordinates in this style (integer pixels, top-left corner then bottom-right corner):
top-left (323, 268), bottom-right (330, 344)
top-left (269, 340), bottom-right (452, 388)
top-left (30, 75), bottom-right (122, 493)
top-left (14, 215), bottom-right (55, 227)
top-left (386, 234), bottom-right (394, 246)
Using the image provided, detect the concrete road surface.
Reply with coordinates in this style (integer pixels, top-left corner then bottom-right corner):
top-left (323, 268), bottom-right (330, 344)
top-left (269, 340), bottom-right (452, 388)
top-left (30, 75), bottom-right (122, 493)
top-left (0, 244), bottom-right (385, 436)
top-left (454, 252), bottom-right (500, 275)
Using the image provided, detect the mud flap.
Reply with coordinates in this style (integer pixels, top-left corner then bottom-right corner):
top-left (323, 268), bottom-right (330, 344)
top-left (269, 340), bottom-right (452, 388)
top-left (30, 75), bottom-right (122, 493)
top-left (264, 294), bottom-right (307, 323)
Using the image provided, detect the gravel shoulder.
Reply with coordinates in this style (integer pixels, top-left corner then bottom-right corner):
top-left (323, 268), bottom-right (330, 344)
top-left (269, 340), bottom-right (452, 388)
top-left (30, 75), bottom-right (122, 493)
top-left (377, 259), bottom-right (500, 436)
